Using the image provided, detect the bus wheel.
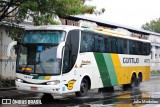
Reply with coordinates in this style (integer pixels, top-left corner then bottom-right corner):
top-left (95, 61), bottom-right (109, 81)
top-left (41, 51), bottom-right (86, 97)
top-left (41, 93), bottom-right (54, 104)
top-left (75, 78), bottom-right (89, 97)
top-left (123, 74), bottom-right (137, 90)
top-left (98, 86), bottom-right (114, 93)
top-left (130, 74), bottom-right (137, 89)
top-left (136, 73), bottom-right (142, 87)
top-left (136, 77), bottom-right (140, 87)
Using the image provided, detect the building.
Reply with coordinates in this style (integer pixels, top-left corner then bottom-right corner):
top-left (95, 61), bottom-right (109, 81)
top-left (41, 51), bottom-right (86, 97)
top-left (62, 15), bottom-right (160, 72)
top-left (0, 27), bottom-right (16, 79)
top-left (0, 15), bottom-right (160, 79)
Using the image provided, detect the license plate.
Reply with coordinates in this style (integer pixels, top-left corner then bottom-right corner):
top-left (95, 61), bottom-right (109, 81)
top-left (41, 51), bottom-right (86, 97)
top-left (31, 87), bottom-right (38, 90)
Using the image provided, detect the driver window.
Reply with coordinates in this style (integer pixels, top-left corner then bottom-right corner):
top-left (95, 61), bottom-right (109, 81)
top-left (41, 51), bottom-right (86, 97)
top-left (62, 30), bottom-right (79, 74)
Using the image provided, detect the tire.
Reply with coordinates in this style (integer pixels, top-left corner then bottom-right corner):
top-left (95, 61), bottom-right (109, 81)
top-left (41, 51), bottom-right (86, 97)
top-left (130, 74), bottom-right (137, 89)
top-left (41, 93), bottom-right (54, 104)
top-left (75, 78), bottom-right (89, 97)
top-left (98, 86), bottom-right (114, 93)
top-left (136, 74), bottom-right (142, 87)
top-left (123, 74), bottom-right (137, 90)
top-left (136, 77), bottom-right (141, 87)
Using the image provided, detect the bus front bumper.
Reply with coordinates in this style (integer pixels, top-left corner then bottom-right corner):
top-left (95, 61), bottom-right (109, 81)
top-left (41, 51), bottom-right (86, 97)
top-left (16, 81), bottom-right (62, 94)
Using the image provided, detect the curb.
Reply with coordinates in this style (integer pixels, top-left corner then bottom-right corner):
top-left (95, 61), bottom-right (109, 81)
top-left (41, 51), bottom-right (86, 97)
top-left (0, 91), bottom-right (37, 99)
top-left (0, 87), bottom-right (16, 91)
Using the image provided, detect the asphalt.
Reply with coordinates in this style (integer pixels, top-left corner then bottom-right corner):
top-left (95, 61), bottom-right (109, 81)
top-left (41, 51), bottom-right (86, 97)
top-left (0, 80), bottom-right (37, 100)
top-left (0, 90), bottom-right (37, 99)
top-left (0, 75), bottom-right (159, 100)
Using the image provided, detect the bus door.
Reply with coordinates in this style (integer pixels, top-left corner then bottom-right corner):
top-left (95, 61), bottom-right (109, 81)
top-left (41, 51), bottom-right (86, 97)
top-left (61, 30), bottom-right (80, 93)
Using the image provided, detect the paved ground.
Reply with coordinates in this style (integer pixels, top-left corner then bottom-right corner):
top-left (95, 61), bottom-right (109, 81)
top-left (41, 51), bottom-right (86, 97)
top-left (0, 75), bottom-right (160, 107)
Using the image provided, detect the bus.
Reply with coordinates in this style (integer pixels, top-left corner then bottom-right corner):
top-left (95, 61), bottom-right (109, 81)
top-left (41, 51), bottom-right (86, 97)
top-left (7, 25), bottom-right (151, 97)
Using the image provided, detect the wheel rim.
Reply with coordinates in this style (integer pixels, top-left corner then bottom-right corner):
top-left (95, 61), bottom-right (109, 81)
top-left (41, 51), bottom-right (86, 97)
top-left (80, 80), bottom-right (88, 94)
top-left (131, 75), bottom-right (136, 88)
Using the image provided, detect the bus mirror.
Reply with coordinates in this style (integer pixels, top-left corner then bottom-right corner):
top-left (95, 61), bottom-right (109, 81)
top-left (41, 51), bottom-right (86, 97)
top-left (57, 42), bottom-right (65, 59)
top-left (7, 41), bottom-right (17, 57)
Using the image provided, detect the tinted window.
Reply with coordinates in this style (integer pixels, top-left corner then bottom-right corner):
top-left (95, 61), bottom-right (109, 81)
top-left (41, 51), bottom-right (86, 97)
top-left (80, 32), bottom-right (94, 52)
top-left (80, 31), bottom-right (150, 55)
top-left (63, 30), bottom-right (79, 74)
top-left (23, 31), bottom-right (65, 44)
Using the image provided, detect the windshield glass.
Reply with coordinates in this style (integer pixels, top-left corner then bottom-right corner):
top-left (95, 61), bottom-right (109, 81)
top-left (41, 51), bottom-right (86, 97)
top-left (23, 30), bottom-right (65, 44)
top-left (17, 45), bottom-right (61, 75)
top-left (17, 30), bottom-right (65, 75)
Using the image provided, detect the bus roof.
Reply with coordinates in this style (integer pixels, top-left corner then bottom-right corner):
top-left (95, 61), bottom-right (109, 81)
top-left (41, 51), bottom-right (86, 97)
top-left (84, 28), bottom-right (150, 43)
top-left (25, 25), bottom-right (81, 32)
top-left (67, 15), bottom-right (160, 36)
top-left (25, 25), bottom-right (150, 43)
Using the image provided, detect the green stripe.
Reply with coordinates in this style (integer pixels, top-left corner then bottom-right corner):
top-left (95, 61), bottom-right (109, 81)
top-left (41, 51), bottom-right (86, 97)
top-left (94, 53), bottom-right (112, 87)
top-left (103, 54), bottom-right (118, 86)
top-left (38, 76), bottom-right (45, 80)
top-left (32, 76), bottom-right (39, 79)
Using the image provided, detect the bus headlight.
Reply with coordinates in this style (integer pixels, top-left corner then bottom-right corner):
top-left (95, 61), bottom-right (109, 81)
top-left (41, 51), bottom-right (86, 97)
top-left (16, 78), bottom-right (23, 83)
top-left (47, 80), bottom-right (60, 85)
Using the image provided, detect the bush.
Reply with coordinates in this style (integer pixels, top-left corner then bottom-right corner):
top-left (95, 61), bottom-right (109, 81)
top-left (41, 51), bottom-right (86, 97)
top-left (151, 70), bottom-right (160, 75)
top-left (0, 79), bottom-right (12, 88)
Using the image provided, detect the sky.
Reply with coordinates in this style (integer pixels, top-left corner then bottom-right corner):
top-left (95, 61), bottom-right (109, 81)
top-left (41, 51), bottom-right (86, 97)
top-left (85, 0), bottom-right (160, 29)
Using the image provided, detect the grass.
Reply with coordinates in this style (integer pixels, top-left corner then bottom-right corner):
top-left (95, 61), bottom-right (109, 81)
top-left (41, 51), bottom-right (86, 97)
top-left (151, 70), bottom-right (160, 75)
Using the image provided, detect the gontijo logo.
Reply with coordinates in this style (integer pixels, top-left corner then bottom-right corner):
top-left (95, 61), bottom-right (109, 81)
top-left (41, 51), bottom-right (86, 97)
top-left (123, 58), bottom-right (139, 63)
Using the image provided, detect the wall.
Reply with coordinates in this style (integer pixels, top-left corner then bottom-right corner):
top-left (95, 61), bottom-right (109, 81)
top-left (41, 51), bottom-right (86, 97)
top-left (148, 35), bottom-right (160, 71)
top-left (0, 28), bottom-right (16, 79)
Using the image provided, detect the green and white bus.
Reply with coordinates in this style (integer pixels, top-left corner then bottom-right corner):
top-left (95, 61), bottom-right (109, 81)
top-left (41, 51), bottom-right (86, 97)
top-left (8, 25), bottom-right (151, 97)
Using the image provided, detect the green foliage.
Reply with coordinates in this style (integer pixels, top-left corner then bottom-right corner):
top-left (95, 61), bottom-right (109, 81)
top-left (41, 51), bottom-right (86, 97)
top-left (0, 79), bottom-right (12, 88)
top-left (142, 18), bottom-right (160, 33)
top-left (151, 70), bottom-right (160, 76)
top-left (0, 0), bottom-right (95, 40)
top-left (0, 23), bottom-right (24, 41)
top-left (53, 0), bottom-right (94, 18)
top-left (0, 0), bottom-right (95, 25)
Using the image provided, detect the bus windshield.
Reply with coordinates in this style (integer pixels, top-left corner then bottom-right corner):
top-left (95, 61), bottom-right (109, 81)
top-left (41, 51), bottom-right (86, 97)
top-left (23, 30), bottom-right (65, 44)
top-left (16, 30), bottom-right (65, 75)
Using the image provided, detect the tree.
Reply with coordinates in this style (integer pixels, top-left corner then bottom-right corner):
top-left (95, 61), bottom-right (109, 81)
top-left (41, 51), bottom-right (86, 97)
top-left (141, 18), bottom-right (160, 33)
top-left (0, 0), bottom-right (95, 40)
top-left (0, 0), bottom-right (95, 25)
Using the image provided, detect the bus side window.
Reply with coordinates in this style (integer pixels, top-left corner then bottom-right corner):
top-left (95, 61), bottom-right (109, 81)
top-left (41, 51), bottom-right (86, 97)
top-left (134, 41), bottom-right (140, 55)
top-left (108, 37), bottom-right (112, 53)
top-left (80, 32), bottom-right (87, 52)
top-left (129, 40), bottom-right (133, 54)
top-left (139, 42), bottom-right (143, 55)
top-left (80, 32), bottom-right (94, 52)
top-left (104, 37), bottom-right (109, 53)
top-left (110, 37), bottom-right (118, 53)
top-left (117, 38), bottom-right (122, 54)
top-left (86, 33), bottom-right (93, 52)
top-left (142, 42), bottom-right (151, 55)
top-left (142, 42), bottom-right (146, 55)
top-left (91, 34), bottom-right (95, 52)
top-left (94, 35), bottom-right (99, 52)
top-left (99, 36), bottom-right (105, 52)
top-left (147, 43), bottom-right (151, 55)
top-left (122, 39), bottom-right (127, 54)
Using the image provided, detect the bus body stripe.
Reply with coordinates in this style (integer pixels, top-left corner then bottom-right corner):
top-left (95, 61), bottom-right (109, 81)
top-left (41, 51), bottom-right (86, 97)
top-left (33, 76), bottom-right (39, 79)
top-left (103, 53), bottom-right (118, 86)
top-left (110, 54), bottom-right (122, 84)
top-left (94, 53), bottom-right (112, 87)
top-left (32, 76), bottom-right (50, 80)
top-left (38, 76), bottom-right (45, 80)
top-left (44, 76), bottom-right (51, 80)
